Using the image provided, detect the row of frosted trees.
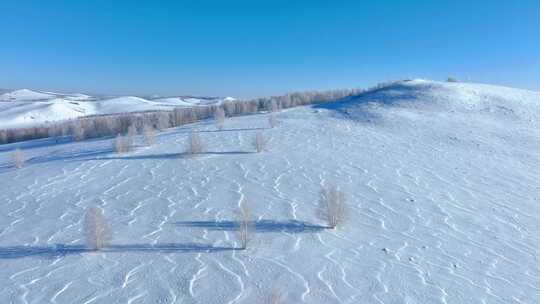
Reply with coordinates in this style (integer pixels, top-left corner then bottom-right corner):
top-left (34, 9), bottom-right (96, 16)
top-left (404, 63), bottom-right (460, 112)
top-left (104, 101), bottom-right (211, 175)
top-left (83, 184), bottom-right (348, 252)
top-left (0, 88), bottom-right (362, 145)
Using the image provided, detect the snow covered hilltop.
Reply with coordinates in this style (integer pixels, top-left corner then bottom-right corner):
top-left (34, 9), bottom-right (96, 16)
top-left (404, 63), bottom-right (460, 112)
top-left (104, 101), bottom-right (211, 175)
top-left (0, 80), bottom-right (539, 303)
top-left (332, 79), bottom-right (540, 122)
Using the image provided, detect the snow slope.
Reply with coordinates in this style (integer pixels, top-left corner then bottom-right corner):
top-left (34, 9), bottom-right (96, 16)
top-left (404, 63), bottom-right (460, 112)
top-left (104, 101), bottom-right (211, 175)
top-left (0, 89), bottom-right (234, 129)
top-left (0, 80), bottom-right (539, 303)
top-left (0, 89), bottom-right (57, 101)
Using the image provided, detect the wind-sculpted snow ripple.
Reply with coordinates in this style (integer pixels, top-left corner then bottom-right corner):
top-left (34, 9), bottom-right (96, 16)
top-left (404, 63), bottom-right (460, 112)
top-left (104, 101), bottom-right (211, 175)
top-left (1, 80), bottom-right (539, 302)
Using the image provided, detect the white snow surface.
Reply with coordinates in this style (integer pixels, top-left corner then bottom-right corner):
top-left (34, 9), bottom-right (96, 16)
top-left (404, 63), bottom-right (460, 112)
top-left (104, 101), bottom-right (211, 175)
top-left (0, 89), bottom-right (234, 129)
top-left (0, 89), bottom-right (57, 101)
top-left (0, 80), bottom-right (539, 303)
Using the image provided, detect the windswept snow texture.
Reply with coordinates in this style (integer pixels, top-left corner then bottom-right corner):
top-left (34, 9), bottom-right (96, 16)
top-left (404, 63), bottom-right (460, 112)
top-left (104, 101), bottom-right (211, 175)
top-left (0, 80), bottom-right (539, 303)
top-left (0, 89), bottom-right (234, 129)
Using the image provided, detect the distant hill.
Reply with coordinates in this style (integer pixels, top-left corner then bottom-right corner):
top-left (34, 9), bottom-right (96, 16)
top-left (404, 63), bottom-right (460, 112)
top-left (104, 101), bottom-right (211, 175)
top-left (0, 88), bottom-right (235, 128)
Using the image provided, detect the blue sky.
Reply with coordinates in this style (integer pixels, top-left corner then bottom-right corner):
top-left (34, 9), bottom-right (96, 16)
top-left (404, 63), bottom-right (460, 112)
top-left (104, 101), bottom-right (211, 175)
top-left (1, 0), bottom-right (538, 98)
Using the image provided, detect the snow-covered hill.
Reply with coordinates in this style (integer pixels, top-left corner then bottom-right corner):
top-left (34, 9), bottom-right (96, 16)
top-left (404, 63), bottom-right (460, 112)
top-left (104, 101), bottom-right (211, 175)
top-left (328, 79), bottom-right (540, 122)
top-left (0, 89), bottom-right (234, 129)
top-left (0, 80), bottom-right (539, 303)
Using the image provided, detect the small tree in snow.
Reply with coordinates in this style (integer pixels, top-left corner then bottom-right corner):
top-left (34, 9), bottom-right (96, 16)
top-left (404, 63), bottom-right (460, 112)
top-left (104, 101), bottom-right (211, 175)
top-left (214, 107), bottom-right (226, 130)
top-left (126, 125), bottom-right (137, 147)
top-left (48, 124), bottom-right (61, 143)
top-left (268, 114), bottom-right (278, 128)
top-left (270, 99), bottom-right (280, 112)
top-left (268, 290), bottom-right (285, 304)
top-left (253, 132), bottom-right (268, 153)
top-left (157, 112), bottom-right (170, 130)
top-left (114, 134), bottom-right (131, 153)
top-left (319, 185), bottom-right (347, 229)
top-left (237, 203), bottom-right (252, 250)
top-left (0, 130), bottom-right (7, 144)
top-left (143, 124), bottom-right (156, 146)
top-left (84, 207), bottom-right (111, 251)
top-left (447, 76), bottom-right (459, 83)
top-left (73, 121), bottom-right (85, 141)
top-left (187, 132), bottom-right (204, 155)
top-left (11, 149), bottom-right (25, 169)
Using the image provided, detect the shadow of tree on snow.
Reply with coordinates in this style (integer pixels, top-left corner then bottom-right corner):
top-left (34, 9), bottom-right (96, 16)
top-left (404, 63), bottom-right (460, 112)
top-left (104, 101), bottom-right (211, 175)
top-left (0, 242), bottom-right (236, 259)
top-left (85, 150), bottom-right (256, 161)
top-left (175, 219), bottom-right (328, 233)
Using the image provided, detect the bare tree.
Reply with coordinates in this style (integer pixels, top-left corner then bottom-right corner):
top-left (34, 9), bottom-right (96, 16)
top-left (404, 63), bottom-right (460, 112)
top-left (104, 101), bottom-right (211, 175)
top-left (127, 124), bottom-right (137, 136)
top-left (72, 121), bottom-right (85, 141)
top-left (187, 132), bottom-right (204, 155)
top-left (143, 124), bottom-right (156, 146)
top-left (223, 101), bottom-right (236, 116)
top-left (237, 203), bottom-right (252, 250)
top-left (114, 134), bottom-right (131, 153)
top-left (269, 99), bottom-right (280, 112)
top-left (253, 132), bottom-right (268, 153)
top-left (268, 290), bottom-right (285, 304)
top-left (268, 114), bottom-right (278, 128)
top-left (11, 149), bottom-right (25, 169)
top-left (0, 130), bottom-right (7, 144)
top-left (214, 107), bottom-right (226, 130)
top-left (60, 122), bottom-right (70, 138)
top-left (48, 124), bottom-right (61, 143)
top-left (84, 207), bottom-right (111, 251)
top-left (126, 124), bottom-right (137, 147)
top-left (319, 185), bottom-right (347, 229)
top-left (157, 112), bottom-right (170, 130)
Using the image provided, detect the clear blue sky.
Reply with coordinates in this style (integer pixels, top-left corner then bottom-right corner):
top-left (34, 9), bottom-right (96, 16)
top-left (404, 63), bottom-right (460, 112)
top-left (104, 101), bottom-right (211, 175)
top-left (1, 0), bottom-right (538, 98)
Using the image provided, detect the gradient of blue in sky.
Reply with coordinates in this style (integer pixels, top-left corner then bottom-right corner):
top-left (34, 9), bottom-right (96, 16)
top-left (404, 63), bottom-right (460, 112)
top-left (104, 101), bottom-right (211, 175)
top-left (1, 0), bottom-right (539, 98)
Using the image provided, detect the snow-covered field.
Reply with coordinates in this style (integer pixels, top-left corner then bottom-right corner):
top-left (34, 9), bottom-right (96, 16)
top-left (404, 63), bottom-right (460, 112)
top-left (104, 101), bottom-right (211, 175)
top-left (0, 89), bottom-right (234, 129)
top-left (0, 80), bottom-right (539, 303)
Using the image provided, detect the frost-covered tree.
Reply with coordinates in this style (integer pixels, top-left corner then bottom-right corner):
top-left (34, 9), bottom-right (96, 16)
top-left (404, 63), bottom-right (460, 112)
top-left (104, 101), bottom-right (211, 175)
top-left (268, 114), bottom-right (278, 128)
top-left (72, 121), bottom-right (85, 141)
top-left (126, 124), bottom-right (137, 147)
top-left (222, 101), bottom-right (236, 117)
top-left (11, 149), bottom-right (25, 169)
top-left (237, 203), bottom-right (252, 250)
top-left (187, 132), bottom-right (204, 155)
top-left (214, 107), bottom-right (226, 130)
top-left (114, 134), bottom-right (131, 153)
top-left (157, 112), bottom-right (171, 130)
top-left (0, 130), bottom-right (7, 144)
top-left (253, 132), bottom-right (268, 153)
top-left (143, 124), bottom-right (156, 146)
top-left (269, 99), bottom-right (280, 112)
top-left (84, 207), bottom-right (111, 251)
top-left (48, 123), bottom-right (61, 143)
top-left (268, 291), bottom-right (285, 304)
top-left (319, 185), bottom-right (347, 229)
